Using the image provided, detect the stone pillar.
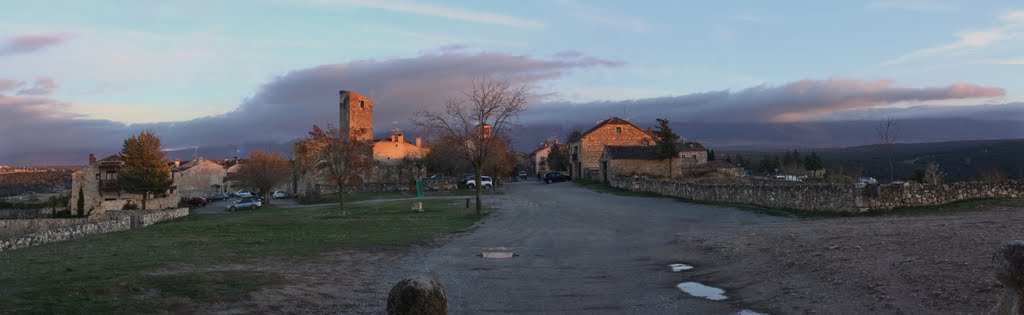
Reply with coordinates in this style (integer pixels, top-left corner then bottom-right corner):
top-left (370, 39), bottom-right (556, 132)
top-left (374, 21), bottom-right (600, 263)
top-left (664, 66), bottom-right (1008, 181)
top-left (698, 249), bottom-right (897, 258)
top-left (992, 240), bottom-right (1024, 315)
top-left (387, 276), bottom-right (447, 315)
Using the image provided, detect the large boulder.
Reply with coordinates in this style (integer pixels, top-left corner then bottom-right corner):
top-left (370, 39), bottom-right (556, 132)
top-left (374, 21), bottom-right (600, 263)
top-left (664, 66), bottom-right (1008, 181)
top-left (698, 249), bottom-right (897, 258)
top-left (991, 240), bottom-right (1024, 315)
top-left (386, 276), bottom-right (447, 315)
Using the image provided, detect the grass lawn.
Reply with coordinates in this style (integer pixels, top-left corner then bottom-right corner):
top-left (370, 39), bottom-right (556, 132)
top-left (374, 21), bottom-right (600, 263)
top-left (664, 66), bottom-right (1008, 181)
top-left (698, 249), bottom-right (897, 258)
top-left (0, 199), bottom-right (481, 314)
top-left (298, 188), bottom-right (503, 205)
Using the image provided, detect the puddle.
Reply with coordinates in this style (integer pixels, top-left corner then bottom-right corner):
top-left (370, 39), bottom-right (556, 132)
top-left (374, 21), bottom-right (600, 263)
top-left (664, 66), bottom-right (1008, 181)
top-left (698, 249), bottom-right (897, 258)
top-left (737, 310), bottom-right (769, 315)
top-left (480, 252), bottom-right (515, 259)
top-left (669, 263), bottom-right (694, 272)
top-left (676, 282), bottom-right (727, 301)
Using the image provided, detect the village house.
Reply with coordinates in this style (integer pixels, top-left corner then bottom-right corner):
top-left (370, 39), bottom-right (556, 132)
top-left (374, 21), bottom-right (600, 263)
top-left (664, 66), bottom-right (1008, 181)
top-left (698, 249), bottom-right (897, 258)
top-left (169, 157), bottom-right (228, 198)
top-left (525, 141), bottom-right (556, 177)
top-left (568, 117), bottom-right (654, 181)
top-left (69, 154), bottom-right (180, 217)
top-left (599, 142), bottom-right (741, 182)
top-left (373, 129), bottom-right (429, 164)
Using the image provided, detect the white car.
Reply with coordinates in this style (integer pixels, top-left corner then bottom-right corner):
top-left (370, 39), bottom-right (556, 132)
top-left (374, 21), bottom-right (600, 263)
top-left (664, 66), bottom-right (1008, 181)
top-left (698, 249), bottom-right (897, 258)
top-left (235, 190), bottom-right (253, 198)
top-left (465, 176), bottom-right (493, 189)
top-left (272, 190), bottom-right (287, 199)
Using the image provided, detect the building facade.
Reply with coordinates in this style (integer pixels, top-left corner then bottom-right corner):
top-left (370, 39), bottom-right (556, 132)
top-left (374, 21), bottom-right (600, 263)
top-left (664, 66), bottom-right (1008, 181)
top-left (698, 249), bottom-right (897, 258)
top-left (69, 154), bottom-right (179, 217)
top-left (340, 90), bottom-right (373, 142)
top-left (373, 130), bottom-right (429, 164)
top-left (170, 157), bottom-right (228, 198)
top-left (568, 117), bottom-right (654, 181)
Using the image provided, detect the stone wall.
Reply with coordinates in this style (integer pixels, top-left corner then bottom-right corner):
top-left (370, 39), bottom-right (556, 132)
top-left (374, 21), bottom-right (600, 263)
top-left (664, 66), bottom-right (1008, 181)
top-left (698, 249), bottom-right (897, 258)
top-left (608, 176), bottom-right (1024, 213)
top-left (609, 176), bottom-right (862, 212)
top-left (173, 159), bottom-right (227, 198)
top-left (860, 180), bottom-right (1023, 209)
top-left (0, 218), bottom-right (91, 238)
top-left (0, 208), bottom-right (189, 252)
top-left (0, 208), bottom-right (52, 219)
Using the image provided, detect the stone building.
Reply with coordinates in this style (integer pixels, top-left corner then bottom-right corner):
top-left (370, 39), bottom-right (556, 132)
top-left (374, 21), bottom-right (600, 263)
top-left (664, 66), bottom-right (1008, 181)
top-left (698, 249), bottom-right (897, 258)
top-left (678, 141), bottom-right (708, 167)
top-left (340, 90), bottom-right (373, 142)
top-left (69, 154), bottom-right (179, 217)
top-left (169, 157), bottom-right (228, 198)
top-left (373, 129), bottom-right (429, 164)
top-left (599, 144), bottom-right (733, 182)
top-left (526, 143), bottom-right (553, 177)
top-left (568, 117), bottom-right (654, 180)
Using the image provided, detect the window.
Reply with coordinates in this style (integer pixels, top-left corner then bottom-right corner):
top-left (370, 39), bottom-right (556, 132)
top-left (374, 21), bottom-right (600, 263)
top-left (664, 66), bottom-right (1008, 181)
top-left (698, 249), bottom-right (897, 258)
top-left (359, 100), bottom-right (365, 108)
top-left (615, 127), bottom-right (622, 133)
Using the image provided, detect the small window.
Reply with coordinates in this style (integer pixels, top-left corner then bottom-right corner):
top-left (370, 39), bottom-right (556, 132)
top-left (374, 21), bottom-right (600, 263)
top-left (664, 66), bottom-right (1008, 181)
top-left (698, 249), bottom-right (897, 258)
top-left (615, 127), bottom-right (622, 133)
top-left (359, 100), bottom-right (365, 108)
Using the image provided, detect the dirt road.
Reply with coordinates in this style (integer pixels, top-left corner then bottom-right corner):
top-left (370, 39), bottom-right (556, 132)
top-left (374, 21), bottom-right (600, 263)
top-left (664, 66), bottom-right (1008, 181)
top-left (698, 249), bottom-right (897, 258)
top-left (376, 181), bottom-right (790, 314)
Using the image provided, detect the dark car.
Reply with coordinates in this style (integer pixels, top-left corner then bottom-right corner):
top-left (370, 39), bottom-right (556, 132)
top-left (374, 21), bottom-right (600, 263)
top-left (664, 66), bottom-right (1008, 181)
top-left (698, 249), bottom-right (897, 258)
top-left (207, 193), bottom-right (230, 201)
top-left (184, 197), bottom-right (207, 207)
top-left (544, 172), bottom-right (571, 183)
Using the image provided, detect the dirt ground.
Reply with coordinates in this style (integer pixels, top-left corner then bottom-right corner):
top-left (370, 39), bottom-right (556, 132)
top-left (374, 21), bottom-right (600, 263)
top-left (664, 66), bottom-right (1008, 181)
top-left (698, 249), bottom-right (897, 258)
top-left (676, 205), bottom-right (1023, 315)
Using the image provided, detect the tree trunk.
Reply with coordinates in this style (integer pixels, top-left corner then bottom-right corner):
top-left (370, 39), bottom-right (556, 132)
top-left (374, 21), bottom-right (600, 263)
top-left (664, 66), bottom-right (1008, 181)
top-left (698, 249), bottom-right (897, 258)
top-left (474, 167), bottom-right (483, 215)
top-left (141, 193), bottom-right (148, 211)
top-left (338, 182), bottom-right (347, 216)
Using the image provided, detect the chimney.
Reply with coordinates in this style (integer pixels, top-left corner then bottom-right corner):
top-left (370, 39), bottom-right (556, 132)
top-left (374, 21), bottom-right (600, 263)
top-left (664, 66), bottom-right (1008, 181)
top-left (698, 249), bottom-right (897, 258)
top-left (397, 133), bottom-right (404, 143)
top-left (174, 158), bottom-right (181, 168)
top-left (390, 134), bottom-right (396, 142)
top-left (197, 156), bottom-right (204, 162)
top-left (415, 136), bottom-right (422, 147)
top-left (88, 153), bottom-right (96, 165)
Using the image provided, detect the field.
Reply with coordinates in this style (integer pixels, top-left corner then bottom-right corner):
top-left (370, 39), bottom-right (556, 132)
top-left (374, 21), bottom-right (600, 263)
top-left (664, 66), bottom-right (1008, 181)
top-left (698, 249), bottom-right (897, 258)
top-left (0, 199), bottom-right (480, 313)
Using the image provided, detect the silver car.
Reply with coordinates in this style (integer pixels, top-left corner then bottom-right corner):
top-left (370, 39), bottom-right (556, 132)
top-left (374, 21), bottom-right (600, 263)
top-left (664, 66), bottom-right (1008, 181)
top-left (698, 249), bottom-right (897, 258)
top-left (226, 197), bottom-right (262, 211)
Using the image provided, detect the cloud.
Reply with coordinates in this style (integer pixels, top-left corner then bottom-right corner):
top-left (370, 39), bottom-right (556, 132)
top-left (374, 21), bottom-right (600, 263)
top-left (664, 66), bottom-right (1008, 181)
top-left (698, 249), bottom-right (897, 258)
top-left (15, 77), bottom-right (58, 96)
top-left (521, 79), bottom-right (1005, 124)
top-left (971, 56), bottom-right (1024, 65)
top-left (0, 79), bottom-right (22, 93)
top-left (883, 10), bottom-right (1022, 65)
top-left (0, 34), bottom-right (68, 55)
top-left (868, 0), bottom-right (955, 13)
top-left (312, 0), bottom-right (544, 29)
top-left (0, 50), bottom-right (619, 163)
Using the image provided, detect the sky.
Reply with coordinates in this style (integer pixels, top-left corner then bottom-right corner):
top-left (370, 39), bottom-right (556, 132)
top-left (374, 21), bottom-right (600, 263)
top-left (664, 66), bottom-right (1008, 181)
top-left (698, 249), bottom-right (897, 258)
top-left (1, 0), bottom-right (1023, 164)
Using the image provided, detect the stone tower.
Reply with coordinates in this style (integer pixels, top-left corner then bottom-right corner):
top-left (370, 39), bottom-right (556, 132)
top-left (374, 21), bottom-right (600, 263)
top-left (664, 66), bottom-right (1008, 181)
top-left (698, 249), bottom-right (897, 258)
top-left (339, 90), bottom-right (373, 142)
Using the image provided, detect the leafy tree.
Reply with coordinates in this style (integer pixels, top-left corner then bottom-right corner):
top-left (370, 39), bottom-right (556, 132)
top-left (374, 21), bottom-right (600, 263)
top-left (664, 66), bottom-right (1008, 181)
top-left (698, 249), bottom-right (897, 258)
top-left (295, 125), bottom-right (374, 215)
top-left (76, 186), bottom-right (85, 217)
top-left (237, 150), bottom-right (293, 206)
top-left (803, 152), bottom-right (824, 170)
top-left (653, 118), bottom-right (681, 178)
top-left (415, 78), bottom-right (528, 215)
top-left (546, 143), bottom-right (569, 172)
top-left (118, 130), bottom-right (173, 210)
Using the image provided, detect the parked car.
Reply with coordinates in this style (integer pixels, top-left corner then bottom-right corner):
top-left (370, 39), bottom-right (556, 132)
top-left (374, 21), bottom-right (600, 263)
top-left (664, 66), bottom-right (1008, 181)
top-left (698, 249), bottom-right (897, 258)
top-left (207, 193), bottom-right (230, 201)
top-left (234, 190), bottom-right (254, 198)
top-left (465, 176), bottom-right (493, 189)
top-left (184, 197), bottom-right (207, 207)
top-left (227, 197), bottom-right (262, 211)
top-left (856, 177), bottom-right (879, 185)
top-left (518, 171), bottom-right (528, 180)
top-left (272, 190), bottom-right (287, 199)
top-left (543, 172), bottom-right (571, 183)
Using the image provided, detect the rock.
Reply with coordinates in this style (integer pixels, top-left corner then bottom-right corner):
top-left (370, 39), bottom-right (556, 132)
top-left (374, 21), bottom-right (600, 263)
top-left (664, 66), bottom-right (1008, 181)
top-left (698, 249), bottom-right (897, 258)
top-left (387, 276), bottom-right (447, 315)
top-left (990, 240), bottom-right (1024, 315)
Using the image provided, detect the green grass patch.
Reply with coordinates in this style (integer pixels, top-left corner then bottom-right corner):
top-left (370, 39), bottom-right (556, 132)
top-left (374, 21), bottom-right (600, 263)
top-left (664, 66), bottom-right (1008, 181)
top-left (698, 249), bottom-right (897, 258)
top-left (0, 199), bottom-right (481, 313)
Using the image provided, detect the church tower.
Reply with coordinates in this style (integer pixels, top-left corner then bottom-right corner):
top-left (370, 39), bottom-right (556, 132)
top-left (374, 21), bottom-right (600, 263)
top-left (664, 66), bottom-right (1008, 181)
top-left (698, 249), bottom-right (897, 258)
top-left (339, 90), bottom-right (373, 142)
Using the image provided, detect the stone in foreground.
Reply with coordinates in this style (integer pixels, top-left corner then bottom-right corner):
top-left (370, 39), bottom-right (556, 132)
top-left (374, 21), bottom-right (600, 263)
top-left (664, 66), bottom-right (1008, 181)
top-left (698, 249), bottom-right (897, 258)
top-left (387, 276), bottom-right (447, 315)
top-left (991, 240), bottom-right (1024, 315)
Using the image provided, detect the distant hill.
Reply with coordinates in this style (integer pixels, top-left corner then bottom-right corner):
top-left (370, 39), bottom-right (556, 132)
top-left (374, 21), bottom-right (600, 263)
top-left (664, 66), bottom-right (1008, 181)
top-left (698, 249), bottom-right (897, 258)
top-left (723, 139), bottom-right (1024, 182)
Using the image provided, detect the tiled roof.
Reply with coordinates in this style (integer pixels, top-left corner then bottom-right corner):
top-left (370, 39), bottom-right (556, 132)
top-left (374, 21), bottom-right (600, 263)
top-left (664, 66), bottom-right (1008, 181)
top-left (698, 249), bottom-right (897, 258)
top-left (680, 141), bottom-right (706, 151)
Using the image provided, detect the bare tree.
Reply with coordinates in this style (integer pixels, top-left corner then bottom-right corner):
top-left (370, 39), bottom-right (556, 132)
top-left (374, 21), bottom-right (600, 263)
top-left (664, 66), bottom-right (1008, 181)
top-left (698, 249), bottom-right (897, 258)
top-left (295, 125), bottom-right (374, 216)
top-left (875, 116), bottom-right (898, 183)
top-left (236, 150), bottom-right (293, 206)
top-left (415, 78), bottom-right (529, 215)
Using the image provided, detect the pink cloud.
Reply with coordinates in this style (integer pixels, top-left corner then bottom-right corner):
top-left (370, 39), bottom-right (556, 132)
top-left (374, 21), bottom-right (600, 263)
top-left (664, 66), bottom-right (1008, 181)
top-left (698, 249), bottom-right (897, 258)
top-left (0, 34), bottom-right (69, 55)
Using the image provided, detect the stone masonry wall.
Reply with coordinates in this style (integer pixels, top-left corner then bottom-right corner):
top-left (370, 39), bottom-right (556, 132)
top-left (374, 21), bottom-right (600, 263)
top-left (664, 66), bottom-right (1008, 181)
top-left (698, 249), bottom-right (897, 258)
top-left (861, 180), bottom-right (1023, 209)
top-left (572, 123), bottom-right (653, 180)
top-left (609, 176), bottom-right (862, 212)
top-left (609, 176), bottom-right (1024, 213)
top-left (0, 218), bottom-right (91, 238)
top-left (0, 208), bottom-right (189, 252)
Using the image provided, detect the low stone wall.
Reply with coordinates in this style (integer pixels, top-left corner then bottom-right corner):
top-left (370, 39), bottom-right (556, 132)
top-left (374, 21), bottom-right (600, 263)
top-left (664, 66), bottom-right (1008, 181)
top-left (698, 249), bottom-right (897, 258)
top-left (0, 218), bottom-right (90, 238)
top-left (0, 208), bottom-right (189, 252)
top-left (608, 176), bottom-right (862, 213)
top-left (861, 180), bottom-right (1023, 210)
top-left (608, 176), bottom-right (1024, 213)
